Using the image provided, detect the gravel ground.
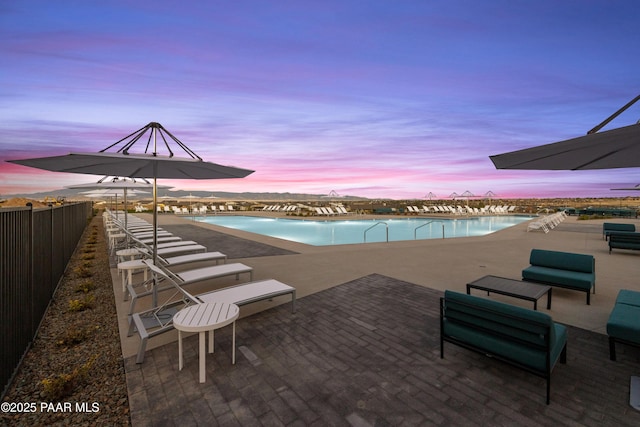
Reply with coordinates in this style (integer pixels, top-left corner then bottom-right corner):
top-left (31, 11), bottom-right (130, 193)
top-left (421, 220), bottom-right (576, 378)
top-left (1, 214), bottom-right (130, 426)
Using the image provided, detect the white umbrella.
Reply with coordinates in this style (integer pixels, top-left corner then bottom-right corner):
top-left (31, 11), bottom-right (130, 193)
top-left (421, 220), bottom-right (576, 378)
top-left (8, 122), bottom-right (254, 268)
top-left (69, 177), bottom-right (169, 228)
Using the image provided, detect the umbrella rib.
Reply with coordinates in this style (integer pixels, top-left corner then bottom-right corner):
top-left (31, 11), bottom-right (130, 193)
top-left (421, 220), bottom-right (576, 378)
top-left (100, 123), bottom-right (149, 152)
top-left (572, 148), bottom-right (626, 170)
top-left (161, 126), bottom-right (202, 160)
top-left (158, 130), bottom-right (175, 158)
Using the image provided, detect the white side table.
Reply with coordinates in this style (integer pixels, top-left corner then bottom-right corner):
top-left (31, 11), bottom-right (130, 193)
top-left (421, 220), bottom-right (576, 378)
top-left (117, 259), bottom-right (149, 300)
top-left (173, 302), bottom-right (239, 383)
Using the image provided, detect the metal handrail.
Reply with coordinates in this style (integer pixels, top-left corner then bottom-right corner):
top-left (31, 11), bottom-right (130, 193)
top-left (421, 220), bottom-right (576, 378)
top-left (364, 222), bottom-right (388, 242)
top-left (414, 220), bottom-right (445, 239)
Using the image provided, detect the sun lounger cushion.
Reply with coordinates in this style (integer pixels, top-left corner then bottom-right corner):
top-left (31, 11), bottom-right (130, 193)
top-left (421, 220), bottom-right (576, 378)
top-left (162, 251), bottom-right (227, 266)
top-left (197, 279), bottom-right (296, 309)
top-left (175, 263), bottom-right (253, 283)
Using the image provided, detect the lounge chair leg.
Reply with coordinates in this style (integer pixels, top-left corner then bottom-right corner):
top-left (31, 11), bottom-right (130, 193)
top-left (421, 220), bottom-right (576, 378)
top-left (136, 337), bottom-right (148, 364)
top-left (291, 291), bottom-right (296, 313)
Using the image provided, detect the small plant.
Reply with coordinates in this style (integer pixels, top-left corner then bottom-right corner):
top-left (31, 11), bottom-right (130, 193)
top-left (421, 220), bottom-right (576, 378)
top-left (75, 280), bottom-right (95, 293)
top-left (41, 355), bottom-right (97, 400)
top-left (56, 325), bottom-right (97, 347)
top-left (68, 295), bottom-right (95, 312)
top-left (74, 264), bottom-right (93, 278)
top-left (41, 373), bottom-right (74, 400)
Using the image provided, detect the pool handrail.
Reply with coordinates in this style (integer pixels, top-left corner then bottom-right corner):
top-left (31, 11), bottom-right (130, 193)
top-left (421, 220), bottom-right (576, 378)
top-left (414, 220), bottom-right (445, 240)
top-left (364, 222), bottom-right (388, 243)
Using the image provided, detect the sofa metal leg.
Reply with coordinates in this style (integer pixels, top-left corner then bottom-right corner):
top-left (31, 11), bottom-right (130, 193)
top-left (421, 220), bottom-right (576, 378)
top-left (609, 337), bottom-right (617, 361)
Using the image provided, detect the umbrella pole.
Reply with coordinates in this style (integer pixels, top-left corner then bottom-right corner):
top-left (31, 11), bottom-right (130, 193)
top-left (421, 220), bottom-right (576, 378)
top-left (152, 127), bottom-right (159, 307)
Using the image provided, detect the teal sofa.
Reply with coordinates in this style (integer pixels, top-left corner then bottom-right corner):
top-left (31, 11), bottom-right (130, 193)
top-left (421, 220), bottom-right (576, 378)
top-left (440, 290), bottom-right (567, 404)
top-left (608, 232), bottom-right (640, 253)
top-left (603, 222), bottom-right (635, 240)
top-left (522, 249), bottom-right (596, 305)
top-left (607, 289), bottom-right (640, 361)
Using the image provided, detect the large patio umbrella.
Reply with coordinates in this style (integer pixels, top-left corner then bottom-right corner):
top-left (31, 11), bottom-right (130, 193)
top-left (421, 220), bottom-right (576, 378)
top-left (490, 94), bottom-right (640, 170)
top-left (8, 122), bottom-right (254, 266)
top-left (489, 95), bottom-right (640, 407)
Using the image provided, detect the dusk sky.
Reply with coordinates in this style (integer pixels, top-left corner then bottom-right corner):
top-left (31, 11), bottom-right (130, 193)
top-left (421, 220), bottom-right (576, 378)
top-left (1, 1), bottom-right (639, 200)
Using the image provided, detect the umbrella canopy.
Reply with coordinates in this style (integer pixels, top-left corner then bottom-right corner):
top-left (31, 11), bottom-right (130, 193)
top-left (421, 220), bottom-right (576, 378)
top-left (490, 123), bottom-right (640, 170)
top-left (611, 184), bottom-right (640, 191)
top-left (12, 150), bottom-right (253, 178)
top-left (490, 95), bottom-right (640, 170)
top-left (68, 177), bottom-right (171, 226)
top-left (8, 122), bottom-right (254, 279)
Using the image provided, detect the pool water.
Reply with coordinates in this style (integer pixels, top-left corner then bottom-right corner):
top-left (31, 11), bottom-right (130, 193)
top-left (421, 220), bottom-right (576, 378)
top-left (194, 215), bottom-right (533, 246)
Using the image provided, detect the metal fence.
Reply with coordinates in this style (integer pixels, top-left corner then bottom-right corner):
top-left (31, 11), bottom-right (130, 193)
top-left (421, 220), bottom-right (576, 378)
top-left (1, 202), bottom-right (93, 399)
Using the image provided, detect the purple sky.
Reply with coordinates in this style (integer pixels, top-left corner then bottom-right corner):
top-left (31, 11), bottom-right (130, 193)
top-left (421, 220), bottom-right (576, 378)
top-left (1, 1), bottom-right (640, 199)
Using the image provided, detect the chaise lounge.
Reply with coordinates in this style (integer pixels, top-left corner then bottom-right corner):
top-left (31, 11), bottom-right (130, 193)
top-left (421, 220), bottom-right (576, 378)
top-left (128, 261), bottom-right (296, 363)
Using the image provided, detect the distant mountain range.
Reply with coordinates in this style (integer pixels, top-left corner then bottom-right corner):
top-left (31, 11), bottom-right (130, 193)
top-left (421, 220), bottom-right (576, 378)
top-left (1, 188), bottom-right (373, 201)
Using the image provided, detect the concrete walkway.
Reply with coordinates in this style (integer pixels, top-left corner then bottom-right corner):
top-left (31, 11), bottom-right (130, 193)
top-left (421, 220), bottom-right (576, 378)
top-left (111, 213), bottom-right (640, 425)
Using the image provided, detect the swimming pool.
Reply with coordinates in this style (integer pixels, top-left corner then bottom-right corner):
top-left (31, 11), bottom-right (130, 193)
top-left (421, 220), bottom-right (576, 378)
top-left (194, 215), bottom-right (533, 246)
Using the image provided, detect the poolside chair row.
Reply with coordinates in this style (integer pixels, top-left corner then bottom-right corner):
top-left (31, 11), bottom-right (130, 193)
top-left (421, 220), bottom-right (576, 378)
top-left (261, 204), bottom-right (299, 212)
top-left (407, 205), bottom-right (516, 215)
top-left (526, 211), bottom-right (567, 233)
top-left (107, 211), bottom-right (298, 364)
top-left (156, 205), bottom-right (236, 214)
top-left (314, 206), bottom-right (352, 216)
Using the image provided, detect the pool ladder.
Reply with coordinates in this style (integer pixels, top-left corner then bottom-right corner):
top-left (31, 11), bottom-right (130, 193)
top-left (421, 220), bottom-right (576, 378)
top-left (414, 220), bottom-right (446, 239)
top-left (364, 222), bottom-right (388, 242)
top-left (364, 220), bottom-right (446, 242)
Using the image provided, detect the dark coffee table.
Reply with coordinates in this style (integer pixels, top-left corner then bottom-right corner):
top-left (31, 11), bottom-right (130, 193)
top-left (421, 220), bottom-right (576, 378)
top-left (466, 275), bottom-right (552, 310)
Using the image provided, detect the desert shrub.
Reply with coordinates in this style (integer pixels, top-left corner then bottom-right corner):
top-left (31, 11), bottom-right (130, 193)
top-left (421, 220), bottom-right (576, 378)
top-left (74, 264), bottom-right (92, 278)
top-left (41, 355), bottom-right (97, 400)
top-left (56, 326), bottom-right (97, 347)
top-left (75, 280), bottom-right (95, 293)
top-left (68, 295), bottom-right (95, 312)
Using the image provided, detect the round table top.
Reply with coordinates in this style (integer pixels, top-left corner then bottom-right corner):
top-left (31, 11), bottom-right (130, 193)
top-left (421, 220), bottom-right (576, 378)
top-left (116, 248), bottom-right (141, 257)
top-left (173, 302), bottom-right (239, 333)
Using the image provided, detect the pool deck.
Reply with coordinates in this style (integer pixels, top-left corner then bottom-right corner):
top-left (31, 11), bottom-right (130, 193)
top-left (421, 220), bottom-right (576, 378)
top-left (112, 212), bottom-right (640, 425)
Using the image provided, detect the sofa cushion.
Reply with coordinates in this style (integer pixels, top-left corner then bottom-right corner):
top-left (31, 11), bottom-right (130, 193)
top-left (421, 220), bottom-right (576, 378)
top-left (607, 303), bottom-right (640, 344)
top-left (529, 249), bottom-right (594, 274)
top-left (522, 266), bottom-right (594, 291)
top-left (615, 290), bottom-right (640, 308)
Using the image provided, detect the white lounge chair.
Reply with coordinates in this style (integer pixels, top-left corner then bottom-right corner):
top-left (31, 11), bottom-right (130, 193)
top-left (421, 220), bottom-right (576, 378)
top-left (128, 260), bottom-right (295, 363)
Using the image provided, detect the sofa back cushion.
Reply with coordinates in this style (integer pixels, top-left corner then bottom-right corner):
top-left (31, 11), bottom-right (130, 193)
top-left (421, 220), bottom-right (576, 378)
top-left (529, 249), bottom-right (594, 274)
top-left (603, 223), bottom-right (636, 233)
top-left (443, 290), bottom-right (553, 348)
